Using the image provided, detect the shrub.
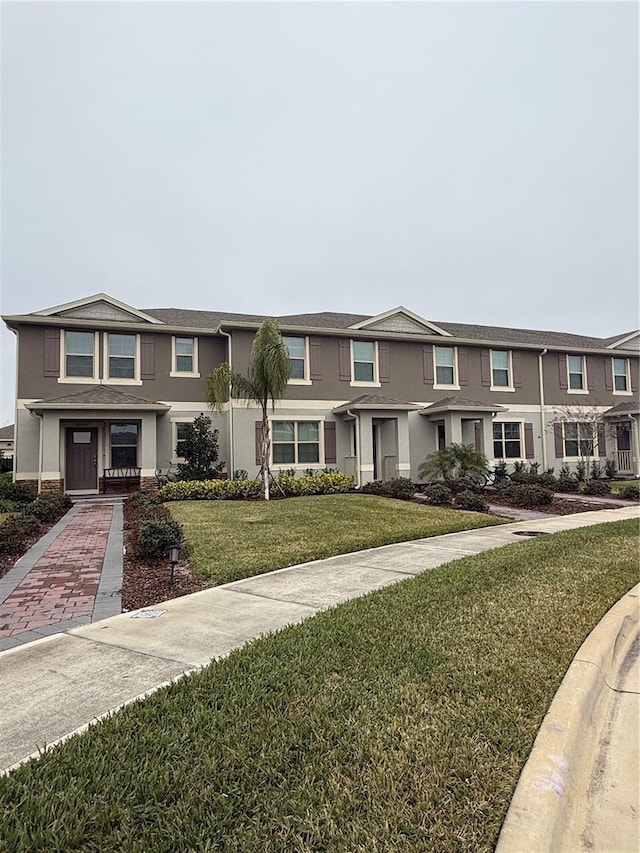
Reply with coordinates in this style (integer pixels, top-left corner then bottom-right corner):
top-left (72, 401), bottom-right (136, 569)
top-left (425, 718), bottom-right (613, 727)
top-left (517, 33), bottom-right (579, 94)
top-left (454, 490), bottom-right (489, 512)
top-left (0, 515), bottom-right (42, 553)
top-left (605, 459), bottom-right (617, 479)
top-left (581, 480), bottom-right (611, 497)
top-left (418, 444), bottom-right (490, 487)
top-left (0, 474), bottom-right (35, 505)
top-left (493, 460), bottom-right (509, 484)
top-left (382, 478), bottom-right (415, 500)
top-left (556, 464), bottom-right (579, 492)
top-left (160, 473), bottom-right (355, 502)
top-left (361, 480), bottom-right (386, 497)
top-left (175, 414), bottom-right (225, 481)
top-left (0, 498), bottom-right (15, 513)
top-left (136, 519), bottom-right (184, 559)
top-left (497, 483), bottom-right (554, 507)
top-left (590, 461), bottom-right (602, 481)
top-left (422, 484), bottom-right (453, 505)
top-left (27, 493), bottom-right (72, 522)
top-left (576, 461), bottom-right (587, 482)
top-left (510, 470), bottom-right (557, 488)
top-left (620, 483), bottom-right (640, 501)
top-left (233, 469), bottom-right (249, 481)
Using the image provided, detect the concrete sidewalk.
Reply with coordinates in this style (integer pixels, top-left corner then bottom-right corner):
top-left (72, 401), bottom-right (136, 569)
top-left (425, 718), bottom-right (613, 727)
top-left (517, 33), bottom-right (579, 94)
top-left (1, 504), bottom-right (637, 779)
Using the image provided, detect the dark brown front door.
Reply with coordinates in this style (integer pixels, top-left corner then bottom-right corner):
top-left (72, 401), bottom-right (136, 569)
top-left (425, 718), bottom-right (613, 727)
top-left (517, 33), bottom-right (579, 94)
top-left (65, 428), bottom-right (98, 491)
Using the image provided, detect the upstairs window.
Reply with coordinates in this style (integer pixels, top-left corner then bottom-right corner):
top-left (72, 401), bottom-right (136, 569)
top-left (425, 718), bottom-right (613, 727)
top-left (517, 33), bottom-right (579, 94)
top-left (110, 423), bottom-right (138, 467)
top-left (283, 336), bottom-right (307, 380)
top-left (612, 357), bottom-right (630, 392)
top-left (272, 421), bottom-right (320, 464)
top-left (171, 336), bottom-right (199, 376)
top-left (108, 334), bottom-right (136, 379)
top-left (564, 422), bottom-right (594, 457)
top-left (491, 350), bottom-right (511, 388)
top-left (567, 355), bottom-right (586, 391)
top-left (64, 331), bottom-right (95, 378)
top-left (434, 346), bottom-right (456, 386)
top-left (352, 341), bottom-right (377, 383)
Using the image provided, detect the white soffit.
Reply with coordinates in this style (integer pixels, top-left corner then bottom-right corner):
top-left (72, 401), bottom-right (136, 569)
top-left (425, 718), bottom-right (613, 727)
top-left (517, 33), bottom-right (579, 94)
top-left (34, 293), bottom-right (165, 325)
top-left (349, 306), bottom-right (452, 336)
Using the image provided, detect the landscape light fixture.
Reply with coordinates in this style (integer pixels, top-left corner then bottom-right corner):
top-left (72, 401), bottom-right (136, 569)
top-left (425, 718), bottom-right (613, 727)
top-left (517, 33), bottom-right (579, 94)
top-left (168, 544), bottom-right (180, 584)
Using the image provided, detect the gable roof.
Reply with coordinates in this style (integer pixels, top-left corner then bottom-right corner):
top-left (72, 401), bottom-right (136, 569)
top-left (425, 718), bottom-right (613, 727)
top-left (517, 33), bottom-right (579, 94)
top-left (25, 386), bottom-right (170, 412)
top-left (333, 394), bottom-right (421, 414)
top-left (348, 306), bottom-right (452, 337)
top-left (34, 293), bottom-right (164, 325)
top-left (419, 396), bottom-right (507, 415)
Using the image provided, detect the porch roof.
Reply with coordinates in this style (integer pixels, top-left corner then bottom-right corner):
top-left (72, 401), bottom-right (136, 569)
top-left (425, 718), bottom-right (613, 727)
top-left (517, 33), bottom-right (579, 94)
top-left (419, 396), bottom-right (507, 417)
top-left (333, 394), bottom-right (421, 414)
top-left (25, 386), bottom-right (171, 412)
top-left (603, 399), bottom-right (640, 418)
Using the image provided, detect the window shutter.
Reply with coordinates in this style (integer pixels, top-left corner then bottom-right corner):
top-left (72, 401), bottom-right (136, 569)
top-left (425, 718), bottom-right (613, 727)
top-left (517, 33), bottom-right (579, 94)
top-left (141, 334), bottom-right (155, 379)
top-left (631, 363), bottom-right (638, 393)
top-left (255, 421), bottom-right (262, 465)
top-left (586, 357), bottom-right (595, 391)
top-left (480, 349), bottom-right (491, 387)
top-left (597, 423), bottom-right (607, 458)
top-left (554, 423), bottom-right (564, 458)
top-left (474, 421), bottom-right (482, 452)
top-left (379, 342), bottom-right (390, 383)
top-left (458, 348), bottom-right (468, 386)
top-left (524, 423), bottom-right (535, 459)
top-left (604, 359), bottom-right (613, 392)
top-left (339, 340), bottom-right (351, 381)
top-left (558, 355), bottom-right (568, 390)
top-left (309, 337), bottom-right (322, 381)
top-left (324, 421), bottom-right (336, 464)
top-left (43, 328), bottom-right (60, 377)
top-left (422, 345), bottom-right (433, 385)
top-left (512, 352), bottom-right (522, 388)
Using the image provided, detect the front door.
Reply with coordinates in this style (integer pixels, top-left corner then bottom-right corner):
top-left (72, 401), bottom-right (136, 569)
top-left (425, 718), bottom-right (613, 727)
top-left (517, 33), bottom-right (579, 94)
top-left (65, 428), bottom-right (98, 491)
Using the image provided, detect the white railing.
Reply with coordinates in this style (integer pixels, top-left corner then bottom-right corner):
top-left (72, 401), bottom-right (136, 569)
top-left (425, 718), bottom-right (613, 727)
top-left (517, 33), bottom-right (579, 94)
top-left (615, 450), bottom-right (633, 473)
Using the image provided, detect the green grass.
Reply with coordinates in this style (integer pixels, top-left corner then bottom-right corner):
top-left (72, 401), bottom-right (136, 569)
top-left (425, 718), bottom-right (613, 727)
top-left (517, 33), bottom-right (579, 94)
top-left (0, 520), bottom-right (637, 852)
top-left (609, 480), bottom-right (638, 496)
top-left (169, 494), bottom-right (507, 584)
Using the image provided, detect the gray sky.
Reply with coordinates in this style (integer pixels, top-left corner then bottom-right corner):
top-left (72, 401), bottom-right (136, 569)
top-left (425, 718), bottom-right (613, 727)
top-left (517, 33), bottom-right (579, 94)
top-left (1, 1), bottom-right (638, 425)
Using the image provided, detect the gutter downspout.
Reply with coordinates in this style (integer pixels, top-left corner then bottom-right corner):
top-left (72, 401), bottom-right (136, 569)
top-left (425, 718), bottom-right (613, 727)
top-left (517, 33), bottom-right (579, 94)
top-left (346, 409), bottom-right (361, 489)
top-left (629, 414), bottom-right (640, 478)
top-left (218, 327), bottom-right (234, 477)
top-left (538, 348), bottom-right (548, 470)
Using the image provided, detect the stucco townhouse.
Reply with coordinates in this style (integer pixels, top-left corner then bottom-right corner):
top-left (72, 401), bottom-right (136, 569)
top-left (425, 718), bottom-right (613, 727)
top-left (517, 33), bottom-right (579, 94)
top-left (2, 293), bottom-right (639, 495)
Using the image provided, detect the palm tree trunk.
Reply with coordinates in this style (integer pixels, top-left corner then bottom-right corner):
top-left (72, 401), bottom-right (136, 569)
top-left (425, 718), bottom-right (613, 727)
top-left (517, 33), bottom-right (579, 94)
top-left (260, 407), bottom-right (271, 501)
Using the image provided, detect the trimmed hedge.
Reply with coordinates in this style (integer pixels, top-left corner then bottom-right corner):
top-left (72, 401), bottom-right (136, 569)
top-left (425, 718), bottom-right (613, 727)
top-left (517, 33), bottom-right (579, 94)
top-left (421, 484), bottom-right (453, 506)
top-left (361, 478), bottom-right (415, 501)
top-left (581, 480), bottom-right (611, 497)
top-left (454, 490), bottom-right (489, 512)
top-left (0, 492), bottom-right (72, 554)
top-left (160, 472), bottom-right (355, 502)
top-left (620, 482), bottom-right (640, 501)
top-left (496, 483), bottom-right (554, 507)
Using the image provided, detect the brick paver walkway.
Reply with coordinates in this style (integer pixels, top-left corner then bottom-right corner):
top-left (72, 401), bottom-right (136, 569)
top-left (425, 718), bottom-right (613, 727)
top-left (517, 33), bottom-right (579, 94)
top-left (0, 504), bottom-right (114, 638)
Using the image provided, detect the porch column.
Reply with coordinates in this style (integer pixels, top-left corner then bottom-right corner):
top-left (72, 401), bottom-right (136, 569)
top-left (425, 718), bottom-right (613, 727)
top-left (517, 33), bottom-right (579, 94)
top-left (41, 413), bottom-right (62, 487)
top-left (139, 412), bottom-right (158, 479)
top-left (396, 414), bottom-right (411, 478)
top-left (445, 413), bottom-right (463, 445)
top-left (358, 412), bottom-right (375, 484)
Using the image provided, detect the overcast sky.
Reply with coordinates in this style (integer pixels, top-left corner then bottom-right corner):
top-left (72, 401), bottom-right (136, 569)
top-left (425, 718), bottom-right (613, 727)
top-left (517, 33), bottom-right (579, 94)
top-left (1, 1), bottom-right (638, 425)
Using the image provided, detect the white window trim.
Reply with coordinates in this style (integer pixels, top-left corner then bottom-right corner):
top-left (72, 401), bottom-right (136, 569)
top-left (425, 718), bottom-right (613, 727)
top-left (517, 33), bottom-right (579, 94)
top-left (562, 421), bottom-right (597, 459)
top-left (284, 336), bottom-right (312, 386)
top-left (170, 335), bottom-right (200, 378)
top-left (491, 419), bottom-right (525, 462)
top-left (170, 417), bottom-right (195, 463)
top-left (270, 417), bottom-right (325, 468)
top-left (612, 357), bottom-right (632, 396)
top-left (103, 332), bottom-right (142, 385)
top-left (490, 349), bottom-right (515, 392)
top-left (58, 330), bottom-right (99, 384)
top-left (433, 345), bottom-right (460, 391)
top-left (350, 340), bottom-right (380, 388)
top-left (566, 354), bottom-right (588, 395)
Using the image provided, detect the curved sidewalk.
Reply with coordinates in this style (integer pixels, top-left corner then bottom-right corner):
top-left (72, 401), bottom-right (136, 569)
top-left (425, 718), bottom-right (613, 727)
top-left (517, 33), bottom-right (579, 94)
top-left (0, 504), bottom-right (637, 780)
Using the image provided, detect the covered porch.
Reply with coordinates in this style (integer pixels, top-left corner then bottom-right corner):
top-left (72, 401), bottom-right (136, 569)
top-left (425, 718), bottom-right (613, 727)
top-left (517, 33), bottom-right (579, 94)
top-left (419, 396), bottom-right (507, 458)
top-left (603, 400), bottom-right (640, 478)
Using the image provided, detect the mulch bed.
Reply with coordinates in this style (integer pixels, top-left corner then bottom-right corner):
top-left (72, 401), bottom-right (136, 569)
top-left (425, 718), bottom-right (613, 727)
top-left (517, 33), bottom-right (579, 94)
top-left (0, 523), bottom-right (54, 582)
top-left (484, 493), bottom-right (622, 516)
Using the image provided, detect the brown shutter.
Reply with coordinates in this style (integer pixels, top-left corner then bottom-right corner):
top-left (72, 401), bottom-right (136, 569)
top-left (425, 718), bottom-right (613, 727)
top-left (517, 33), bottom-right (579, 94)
top-left (597, 423), bottom-right (607, 457)
top-left (458, 347), bottom-right (468, 386)
top-left (324, 421), bottom-right (336, 464)
top-left (43, 328), bottom-right (60, 377)
top-left (141, 334), bottom-right (155, 379)
top-left (604, 359), bottom-right (613, 392)
top-left (512, 351), bottom-right (522, 388)
top-left (631, 362), bottom-right (638, 393)
top-left (379, 342), bottom-right (390, 383)
top-left (586, 357), bottom-right (595, 391)
top-left (309, 337), bottom-right (322, 381)
top-left (480, 349), bottom-right (491, 387)
top-left (339, 340), bottom-right (351, 381)
top-left (474, 421), bottom-right (482, 452)
top-left (255, 421), bottom-right (262, 465)
top-left (422, 345), bottom-right (434, 385)
top-left (558, 354), bottom-right (568, 390)
top-left (524, 423), bottom-right (535, 459)
top-left (554, 423), bottom-right (564, 458)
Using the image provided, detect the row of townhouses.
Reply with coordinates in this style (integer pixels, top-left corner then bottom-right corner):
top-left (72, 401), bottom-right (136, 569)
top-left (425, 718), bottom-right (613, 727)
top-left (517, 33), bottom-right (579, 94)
top-left (2, 294), bottom-right (639, 495)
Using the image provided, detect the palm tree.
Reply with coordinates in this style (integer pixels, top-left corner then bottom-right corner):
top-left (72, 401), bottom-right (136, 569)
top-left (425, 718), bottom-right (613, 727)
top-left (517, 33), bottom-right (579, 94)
top-left (206, 320), bottom-right (290, 500)
top-left (418, 443), bottom-right (490, 486)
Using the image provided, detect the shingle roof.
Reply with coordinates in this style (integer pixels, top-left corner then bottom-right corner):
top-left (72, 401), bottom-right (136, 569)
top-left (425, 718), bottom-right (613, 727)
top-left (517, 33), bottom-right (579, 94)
top-left (142, 306), bottom-right (633, 351)
top-left (0, 424), bottom-right (14, 440)
top-left (603, 399), bottom-right (640, 417)
top-left (332, 394), bottom-right (420, 413)
top-left (420, 395), bottom-right (507, 414)
top-left (26, 386), bottom-right (169, 409)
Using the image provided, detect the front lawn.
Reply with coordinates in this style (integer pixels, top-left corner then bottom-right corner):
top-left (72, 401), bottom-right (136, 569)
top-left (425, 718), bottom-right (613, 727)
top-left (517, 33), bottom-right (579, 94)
top-left (169, 493), bottom-right (507, 584)
top-left (0, 520), bottom-right (637, 852)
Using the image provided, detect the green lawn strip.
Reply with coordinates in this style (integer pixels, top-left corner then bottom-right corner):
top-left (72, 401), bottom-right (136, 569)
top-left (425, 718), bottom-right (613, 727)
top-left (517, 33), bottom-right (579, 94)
top-left (169, 494), bottom-right (507, 584)
top-left (0, 520), bottom-right (637, 852)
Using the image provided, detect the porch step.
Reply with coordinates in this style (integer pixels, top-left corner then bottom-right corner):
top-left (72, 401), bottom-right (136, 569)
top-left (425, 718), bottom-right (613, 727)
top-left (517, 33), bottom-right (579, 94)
top-left (70, 495), bottom-right (127, 506)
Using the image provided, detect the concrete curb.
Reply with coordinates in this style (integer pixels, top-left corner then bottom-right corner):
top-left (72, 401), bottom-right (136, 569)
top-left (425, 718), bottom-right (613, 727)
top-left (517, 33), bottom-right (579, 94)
top-left (495, 582), bottom-right (639, 852)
